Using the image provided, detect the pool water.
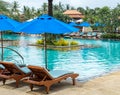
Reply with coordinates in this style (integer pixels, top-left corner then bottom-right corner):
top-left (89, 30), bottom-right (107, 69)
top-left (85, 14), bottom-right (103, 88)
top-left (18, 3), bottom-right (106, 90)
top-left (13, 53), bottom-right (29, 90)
top-left (1, 34), bottom-right (120, 81)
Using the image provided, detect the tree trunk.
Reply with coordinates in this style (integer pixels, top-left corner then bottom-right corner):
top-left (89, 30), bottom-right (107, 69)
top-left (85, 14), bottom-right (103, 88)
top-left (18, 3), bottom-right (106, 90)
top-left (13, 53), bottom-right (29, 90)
top-left (48, 0), bottom-right (53, 16)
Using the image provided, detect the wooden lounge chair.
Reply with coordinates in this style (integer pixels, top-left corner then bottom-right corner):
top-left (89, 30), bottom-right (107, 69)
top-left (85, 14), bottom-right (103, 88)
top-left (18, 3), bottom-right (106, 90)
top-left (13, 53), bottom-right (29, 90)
top-left (0, 64), bottom-right (4, 72)
top-left (0, 61), bottom-right (31, 87)
top-left (0, 65), bottom-right (5, 80)
top-left (87, 32), bottom-right (92, 38)
top-left (23, 65), bottom-right (79, 94)
top-left (79, 32), bottom-right (84, 38)
top-left (91, 32), bottom-right (97, 38)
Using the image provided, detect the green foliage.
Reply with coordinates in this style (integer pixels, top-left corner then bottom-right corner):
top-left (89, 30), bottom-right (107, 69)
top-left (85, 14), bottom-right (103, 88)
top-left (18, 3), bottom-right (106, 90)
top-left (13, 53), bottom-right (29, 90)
top-left (36, 39), bottom-right (44, 45)
top-left (53, 12), bottom-right (71, 23)
top-left (36, 38), bottom-right (79, 46)
top-left (84, 5), bottom-right (120, 33)
top-left (70, 41), bottom-right (78, 45)
top-left (54, 38), bottom-right (69, 46)
top-left (0, 0), bottom-right (11, 14)
top-left (101, 33), bottom-right (120, 39)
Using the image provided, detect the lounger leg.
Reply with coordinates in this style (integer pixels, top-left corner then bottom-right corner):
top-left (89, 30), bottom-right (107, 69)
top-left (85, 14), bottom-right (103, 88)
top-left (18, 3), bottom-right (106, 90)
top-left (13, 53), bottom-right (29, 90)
top-left (72, 78), bottom-right (75, 85)
top-left (16, 80), bottom-right (19, 87)
top-left (3, 78), bottom-right (6, 85)
top-left (45, 85), bottom-right (50, 94)
top-left (30, 84), bottom-right (33, 91)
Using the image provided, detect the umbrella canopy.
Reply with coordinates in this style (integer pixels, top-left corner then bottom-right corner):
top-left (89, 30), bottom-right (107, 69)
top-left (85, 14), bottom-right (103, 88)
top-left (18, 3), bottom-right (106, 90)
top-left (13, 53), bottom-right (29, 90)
top-left (15, 14), bottom-right (79, 69)
top-left (16, 14), bottom-right (78, 34)
top-left (79, 22), bottom-right (90, 27)
top-left (93, 22), bottom-right (105, 27)
top-left (68, 22), bottom-right (78, 27)
top-left (0, 14), bottom-right (20, 61)
top-left (93, 22), bottom-right (101, 27)
top-left (0, 14), bottom-right (20, 31)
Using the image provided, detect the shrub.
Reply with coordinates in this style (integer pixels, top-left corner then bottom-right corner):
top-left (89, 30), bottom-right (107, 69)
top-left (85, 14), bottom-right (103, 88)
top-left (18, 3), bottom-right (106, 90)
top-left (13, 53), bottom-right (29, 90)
top-left (36, 38), bottom-right (79, 46)
top-left (54, 38), bottom-right (69, 46)
top-left (36, 39), bottom-right (44, 45)
top-left (101, 33), bottom-right (120, 39)
top-left (70, 41), bottom-right (78, 45)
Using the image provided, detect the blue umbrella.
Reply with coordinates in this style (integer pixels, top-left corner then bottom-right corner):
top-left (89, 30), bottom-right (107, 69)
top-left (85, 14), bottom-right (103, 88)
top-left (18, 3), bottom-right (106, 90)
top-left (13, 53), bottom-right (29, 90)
top-left (93, 22), bottom-right (105, 27)
top-left (68, 22), bottom-right (78, 27)
top-left (93, 22), bottom-right (101, 27)
top-left (16, 14), bottom-right (78, 34)
top-left (15, 14), bottom-right (79, 69)
top-left (79, 22), bottom-right (90, 27)
top-left (0, 14), bottom-right (20, 61)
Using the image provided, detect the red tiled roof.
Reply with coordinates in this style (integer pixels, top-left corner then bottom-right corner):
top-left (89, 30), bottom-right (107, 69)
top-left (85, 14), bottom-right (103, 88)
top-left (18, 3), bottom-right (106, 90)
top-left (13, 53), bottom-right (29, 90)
top-left (63, 10), bottom-right (84, 19)
top-left (68, 14), bottom-right (84, 18)
top-left (63, 10), bottom-right (82, 15)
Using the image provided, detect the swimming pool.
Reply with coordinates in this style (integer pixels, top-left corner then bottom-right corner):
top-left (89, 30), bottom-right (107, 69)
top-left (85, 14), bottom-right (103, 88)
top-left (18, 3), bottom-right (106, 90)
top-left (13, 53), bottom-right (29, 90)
top-left (1, 34), bottom-right (120, 81)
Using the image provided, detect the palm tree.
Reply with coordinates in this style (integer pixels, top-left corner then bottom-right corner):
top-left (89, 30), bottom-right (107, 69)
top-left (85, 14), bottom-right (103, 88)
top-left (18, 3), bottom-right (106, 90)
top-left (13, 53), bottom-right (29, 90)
top-left (11, 1), bottom-right (19, 15)
top-left (48, 0), bottom-right (53, 16)
top-left (9, 1), bottom-right (20, 20)
top-left (77, 7), bottom-right (85, 15)
top-left (35, 9), bottom-right (41, 16)
top-left (53, 3), bottom-right (63, 12)
top-left (41, 3), bottom-right (48, 14)
top-left (0, 0), bottom-right (10, 14)
top-left (22, 6), bottom-right (32, 21)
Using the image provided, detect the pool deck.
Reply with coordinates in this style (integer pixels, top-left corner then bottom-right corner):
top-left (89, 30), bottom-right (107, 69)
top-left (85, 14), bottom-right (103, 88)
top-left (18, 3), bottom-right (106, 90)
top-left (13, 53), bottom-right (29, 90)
top-left (0, 71), bottom-right (120, 95)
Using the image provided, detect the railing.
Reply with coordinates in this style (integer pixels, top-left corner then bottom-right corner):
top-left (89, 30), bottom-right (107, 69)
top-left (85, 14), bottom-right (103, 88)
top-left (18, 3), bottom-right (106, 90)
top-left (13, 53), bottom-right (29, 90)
top-left (0, 47), bottom-right (24, 65)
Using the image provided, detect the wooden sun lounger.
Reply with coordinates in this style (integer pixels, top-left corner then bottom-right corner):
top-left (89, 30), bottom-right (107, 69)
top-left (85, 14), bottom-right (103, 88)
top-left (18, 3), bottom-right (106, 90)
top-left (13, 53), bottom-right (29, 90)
top-left (0, 64), bottom-right (5, 80)
top-left (23, 65), bottom-right (79, 94)
top-left (0, 61), bottom-right (31, 87)
top-left (0, 64), bottom-right (4, 72)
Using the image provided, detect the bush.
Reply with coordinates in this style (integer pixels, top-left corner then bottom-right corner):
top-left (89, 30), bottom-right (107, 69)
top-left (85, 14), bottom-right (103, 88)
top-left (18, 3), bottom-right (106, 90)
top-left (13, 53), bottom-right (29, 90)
top-left (101, 33), bottom-right (120, 39)
top-left (36, 39), bottom-right (44, 45)
top-left (36, 38), bottom-right (79, 46)
top-left (54, 38), bottom-right (69, 46)
top-left (70, 41), bottom-right (78, 45)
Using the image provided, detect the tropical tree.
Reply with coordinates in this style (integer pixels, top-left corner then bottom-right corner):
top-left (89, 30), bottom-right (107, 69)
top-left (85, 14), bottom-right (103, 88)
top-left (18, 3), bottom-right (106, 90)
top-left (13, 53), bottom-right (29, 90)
top-left (97, 6), bottom-right (111, 32)
top-left (22, 6), bottom-right (31, 21)
top-left (110, 4), bottom-right (120, 32)
top-left (9, 1), bottom-right (20, 20)
top-left (35, 8), bottom-right (41, 16)
top-left (54, 12), bottom-right (71, 22)
top-left (77, 7), bottom-right (85, 15)
top-left (11, 1), bottom-right (19, 15)
top-left (53, 2), bottom-right (64, 12)
top-left (48, 0), bottom-right (53, 16)
top-left (0, 0), bottom-right (10, 15)
top-left (41, 3), bottom-right (48, 14)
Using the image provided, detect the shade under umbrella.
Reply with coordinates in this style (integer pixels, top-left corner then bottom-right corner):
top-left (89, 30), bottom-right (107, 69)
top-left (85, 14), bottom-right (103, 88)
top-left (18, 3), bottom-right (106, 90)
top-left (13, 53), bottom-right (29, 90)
top-left (15, 14), bottom-right (79, 69)
top-left (0, 14), bottom-right (20, 61)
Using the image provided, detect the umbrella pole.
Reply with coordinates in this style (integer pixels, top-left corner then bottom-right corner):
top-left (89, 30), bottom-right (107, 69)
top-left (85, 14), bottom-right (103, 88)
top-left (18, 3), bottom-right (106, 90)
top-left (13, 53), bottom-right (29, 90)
top-left (44, 33), bottom-right (48, 70)
top-left (1, 32), bottom-right (3, 61)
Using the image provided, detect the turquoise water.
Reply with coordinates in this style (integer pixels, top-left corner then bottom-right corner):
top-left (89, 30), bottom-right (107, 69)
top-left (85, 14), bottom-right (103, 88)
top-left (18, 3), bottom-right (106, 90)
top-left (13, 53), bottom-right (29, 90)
top-left (1, 34), bottom-right (120, 81)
